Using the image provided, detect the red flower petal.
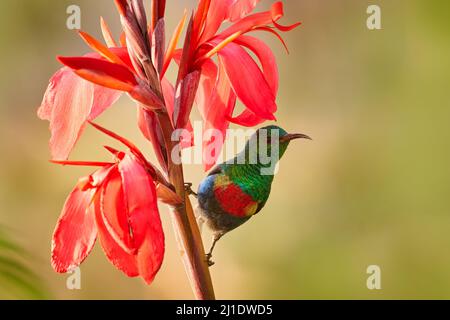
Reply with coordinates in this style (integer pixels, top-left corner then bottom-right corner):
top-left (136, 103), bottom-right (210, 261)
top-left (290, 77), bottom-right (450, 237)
top-left (270, 2), bottom-right (302, 31)
top-left (229, 108), bottom-right (265, 127)
top-left (220, 2), bottom-right (298, 39)
top-left (235, 35), bottom-right (279, 95)
top-left (107, 47), bottom-right (135, 70)
top-left (38, 67), bottom-right (122, 160)
top-left (218, 43), bottom-right (276, 120)
top-left (51, 187), bottom-right (97, 273)
top-left (196, 59), bottom-right (218, 116)
top-left (193, 0), bottom-right (212, 41)
top-left (137, 229), bottom-right (165, 285)
top-left (100, 167), bottom-right (136, 254)
top-left (200, 60), bottom-right (236, 171)
top-left (93, 191), bottom-right (140, 277)
top-left (199, 0), bottom-right (262, 43)
top-left (38, 68), bottom-right (93, 160)
top-left (227, 0), bottom-right (261, 22)
top-left (118, 155), bottom-right (165, 284)
top-left (89, 85), bottom-right (123, 120)
top-left (117, 155), bottom-right (161, 250)
top-left (199, 0), bottom-right (229, 43)
top-left (58, 56), bottom-right (138, 92)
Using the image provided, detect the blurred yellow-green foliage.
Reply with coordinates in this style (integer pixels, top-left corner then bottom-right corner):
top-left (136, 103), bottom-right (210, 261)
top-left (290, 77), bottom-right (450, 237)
top-left (0, 0), bottom-right (449, 299)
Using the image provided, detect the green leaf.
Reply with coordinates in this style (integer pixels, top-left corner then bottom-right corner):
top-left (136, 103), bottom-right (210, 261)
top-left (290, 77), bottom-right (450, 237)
top-left (0, 227), bottom-right (50, 299)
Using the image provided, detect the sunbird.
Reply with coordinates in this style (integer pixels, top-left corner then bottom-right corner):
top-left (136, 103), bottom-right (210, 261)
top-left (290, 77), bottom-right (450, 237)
top-left (195, 126), bottom-right (311, 266)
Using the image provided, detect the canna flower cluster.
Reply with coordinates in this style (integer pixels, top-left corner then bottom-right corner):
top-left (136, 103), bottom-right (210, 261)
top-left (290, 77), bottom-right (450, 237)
top-left (51, 123), bottom-right (174, 284)
top-left (38, 0), bottom-right (299, 289)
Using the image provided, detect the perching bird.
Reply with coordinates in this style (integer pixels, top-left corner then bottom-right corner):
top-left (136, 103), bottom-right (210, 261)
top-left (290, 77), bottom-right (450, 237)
top-left (195, 125), bottom-right (311, 266)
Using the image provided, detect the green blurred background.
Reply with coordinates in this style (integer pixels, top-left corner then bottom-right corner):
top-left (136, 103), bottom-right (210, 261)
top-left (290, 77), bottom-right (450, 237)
top-left (0, 0), bottom-right (449, 299)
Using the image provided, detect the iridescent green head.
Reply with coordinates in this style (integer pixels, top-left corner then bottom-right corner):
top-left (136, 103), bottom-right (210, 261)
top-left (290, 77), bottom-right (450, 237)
top-left (236, 125), bottom-right (311, 174)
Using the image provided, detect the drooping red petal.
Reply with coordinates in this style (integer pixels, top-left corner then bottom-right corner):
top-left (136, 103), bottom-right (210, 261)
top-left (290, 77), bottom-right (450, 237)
top-left (100, 167), bottom-right (136, 254)
top-left (39, 51), bottom-right (127, 160)
top-left (117, 156), bottom-right (158, 249)
top-left (235, 35), bottom-right (278, 95)
top-left (196, 59), bottom-right (217, 137)
top-left (93, 191), bottom-right (139, 277)
top-left (93, 155), bottom-right (164, 283)
top-left (200, 60), bottom-right (236, 171)
top-left (218, 43), bottom-right (276, 120)
top-left (136, 227), bottom-right (165, 285)
top-left (118, 155), bottom-right (165, 284)
top-left (229, 108), bottom-right (266, 127)
top-left (89, 85), bottom-right (123, 120)
top-left (51, 187), bottom-right (97, 273)
top-left (38, 68), bottom-right (94, 160)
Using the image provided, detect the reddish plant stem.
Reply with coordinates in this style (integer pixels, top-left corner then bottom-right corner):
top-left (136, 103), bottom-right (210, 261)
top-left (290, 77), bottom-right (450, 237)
top-left (156, 112), bottom-right (216, 300)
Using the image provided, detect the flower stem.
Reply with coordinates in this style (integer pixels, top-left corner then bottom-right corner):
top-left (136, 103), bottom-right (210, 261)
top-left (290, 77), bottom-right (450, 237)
top-left (156, 113), bottom-right (216, 300)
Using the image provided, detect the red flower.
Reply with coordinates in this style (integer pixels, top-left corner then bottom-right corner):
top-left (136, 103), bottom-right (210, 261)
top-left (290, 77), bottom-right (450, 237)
top-left (50, 122), bottom-right (179, 284)
top-left (172, 0), bottom-right (301, 170)
top-left (37, 21), bottom-right (162, 161)
top-left (39, 16), bottom-right (189, 170)
top-left (38, 0), bottom-right (300, 290)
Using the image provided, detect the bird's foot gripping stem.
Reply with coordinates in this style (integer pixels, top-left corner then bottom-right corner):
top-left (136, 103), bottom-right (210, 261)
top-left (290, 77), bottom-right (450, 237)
top-left (184, 182), bottom-right (198, 198)
top-left (206, 254), bottom-right (215, 267)
top-left (206, 234), bottom-right (223, 267)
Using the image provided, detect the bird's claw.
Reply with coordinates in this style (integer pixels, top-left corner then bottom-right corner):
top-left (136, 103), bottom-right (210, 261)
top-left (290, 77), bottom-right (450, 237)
top-left (206, 234), bottom-right (223, 267)
top-left (206, 254), bottom-right (215, 267)
top-left (184, 183), bottom-right (198, 198)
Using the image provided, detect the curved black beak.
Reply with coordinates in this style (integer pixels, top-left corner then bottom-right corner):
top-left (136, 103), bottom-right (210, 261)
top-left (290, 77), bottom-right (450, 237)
top-left (279, 133), bottom-right (312, 144)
